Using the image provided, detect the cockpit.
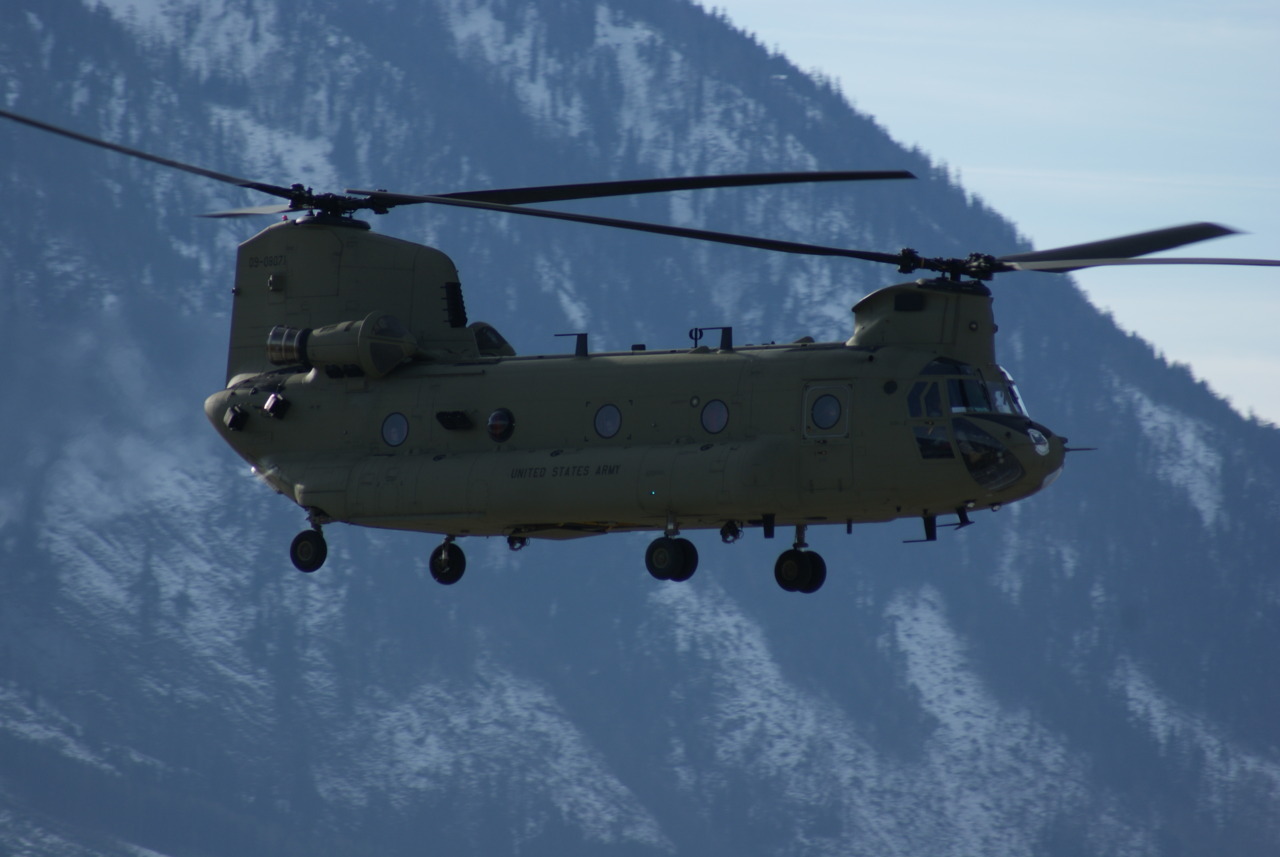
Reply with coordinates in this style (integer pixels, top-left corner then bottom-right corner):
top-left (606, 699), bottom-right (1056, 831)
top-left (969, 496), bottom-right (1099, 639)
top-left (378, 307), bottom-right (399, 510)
top-left (907, 357), bottom-right (1026, 419)
top-left (906, 357), bottom-right (1052, 493)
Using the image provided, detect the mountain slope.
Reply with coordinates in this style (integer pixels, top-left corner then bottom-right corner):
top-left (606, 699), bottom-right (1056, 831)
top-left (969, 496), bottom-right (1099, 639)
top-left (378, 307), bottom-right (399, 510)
top-left (1, 1), bottom-right (1277, 855)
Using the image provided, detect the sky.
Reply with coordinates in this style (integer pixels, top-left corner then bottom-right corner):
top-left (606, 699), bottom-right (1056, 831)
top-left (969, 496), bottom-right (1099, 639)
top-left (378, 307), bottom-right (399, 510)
top-left (706, 0), bottom-right (1280, 424)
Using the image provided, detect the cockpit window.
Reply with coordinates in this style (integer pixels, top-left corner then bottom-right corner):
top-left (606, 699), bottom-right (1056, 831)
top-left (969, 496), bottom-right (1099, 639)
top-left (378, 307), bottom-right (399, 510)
top-left (912, 360), bottom-right (1028, 417)
top-left (922, 357), bottom-right (978, 376)
top-left (907, 382), bottom-right (944, 418)
top-left (914, 424), bottom-right (954, 459)
top-left (948, 378), bottom-right (993, 414)
top-left (988, 382), bottom-right (1022, 415)
top-left (953, 418), bottom-right (1025, 491)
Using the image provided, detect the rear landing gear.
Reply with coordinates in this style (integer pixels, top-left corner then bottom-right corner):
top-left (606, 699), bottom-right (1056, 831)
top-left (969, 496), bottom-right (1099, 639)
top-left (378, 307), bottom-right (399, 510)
top-left (290, 528), bottom-right (327, 573)
top-left (645, 536), bottom-right (698, 582)
top-left (429, 538), bottom-right (466, 585)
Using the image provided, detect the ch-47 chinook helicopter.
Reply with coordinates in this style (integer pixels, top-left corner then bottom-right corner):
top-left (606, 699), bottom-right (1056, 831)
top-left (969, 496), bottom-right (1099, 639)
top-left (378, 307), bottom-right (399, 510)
top-left (6, 109), bottom-right (1278, 593)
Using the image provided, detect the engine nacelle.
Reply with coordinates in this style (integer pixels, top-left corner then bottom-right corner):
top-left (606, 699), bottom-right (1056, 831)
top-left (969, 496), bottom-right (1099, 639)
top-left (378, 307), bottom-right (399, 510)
top-left (267, 311), bottom-right (418, 379)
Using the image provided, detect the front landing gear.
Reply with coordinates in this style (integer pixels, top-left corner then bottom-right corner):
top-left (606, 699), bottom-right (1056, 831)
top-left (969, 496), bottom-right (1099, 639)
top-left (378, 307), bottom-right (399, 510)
top-left (774, 549), bottom-right (826, 593)
top-left (429, 538), bottom-right (466, 585)
top-left (290, 528), bottom-right (327, 573)
top-left (645, 536), bottom-right (698, 582)
top-left (773, 524), bottom-right (826, 593)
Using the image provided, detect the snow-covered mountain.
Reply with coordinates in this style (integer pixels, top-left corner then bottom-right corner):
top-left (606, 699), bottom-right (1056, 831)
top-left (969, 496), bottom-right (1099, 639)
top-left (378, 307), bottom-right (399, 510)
top-left (2, 1), bottom-right (1277, 855)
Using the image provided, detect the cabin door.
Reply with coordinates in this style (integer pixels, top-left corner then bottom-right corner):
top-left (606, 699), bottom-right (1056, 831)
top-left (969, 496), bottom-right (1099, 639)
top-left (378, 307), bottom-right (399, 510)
top-left (800, 383), bottom-right (852, 496)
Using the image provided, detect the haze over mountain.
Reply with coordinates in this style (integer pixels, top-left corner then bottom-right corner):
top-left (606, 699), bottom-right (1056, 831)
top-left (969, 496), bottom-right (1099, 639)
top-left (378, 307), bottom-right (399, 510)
top-left (2, 2), bottom-right (1277, 855)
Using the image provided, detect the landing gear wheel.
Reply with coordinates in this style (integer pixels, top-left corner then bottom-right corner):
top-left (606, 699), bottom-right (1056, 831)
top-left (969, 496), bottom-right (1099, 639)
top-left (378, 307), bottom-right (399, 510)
top-left (797, 551), bottom-right (826, 594)
top-left (290, 529), bottom-right (327, 573)
top-left (429, 541), bottom-right (466, 585)
top-left (774, 549), bottom-right (806, 592)
top-left (645, 537), bottom-right (677, 580)
top-left (774, 549), bottom-right (826, 593)
top-left (669, 538), bottom-right (698, 582)
top-left (646, 536), bottom-right (698, 582)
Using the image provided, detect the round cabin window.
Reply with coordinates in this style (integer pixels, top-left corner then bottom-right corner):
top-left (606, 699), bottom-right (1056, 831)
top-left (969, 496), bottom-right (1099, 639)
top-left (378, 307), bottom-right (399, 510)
top-left (594, 404), bottom-right (622, 439)
top-left (811, 394), bottom-right (842, 431)
top-left (381, 412), bottom-right (409, 447)
top-left (701, 399), bottom-right (729, 434)
top-left (487, 408), bottom-right (515, 442)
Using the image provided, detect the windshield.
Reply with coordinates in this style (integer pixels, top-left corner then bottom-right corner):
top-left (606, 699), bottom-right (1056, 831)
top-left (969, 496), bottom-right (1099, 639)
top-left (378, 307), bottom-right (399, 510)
top-left (948, 377), bottom-right (992, 413)
top-left (911, 359), bottom-right (1027, 417)
top-left (988, 379), bottom-right (1025, 415)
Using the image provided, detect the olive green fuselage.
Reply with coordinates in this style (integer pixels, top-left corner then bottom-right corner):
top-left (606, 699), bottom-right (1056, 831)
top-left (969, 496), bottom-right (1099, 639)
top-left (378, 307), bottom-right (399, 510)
top-left (205, 339), bottom-right (1064, 540)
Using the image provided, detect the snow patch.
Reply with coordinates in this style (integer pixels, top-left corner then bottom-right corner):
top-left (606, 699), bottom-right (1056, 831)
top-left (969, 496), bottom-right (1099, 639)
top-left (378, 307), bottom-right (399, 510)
top-left (442, 0), bottom-right (589, 138)
top-left (35, 426), bottom-right (284, 729)
top-left (990, 510), bottom-right (1030, 604)
top-left (1108, 376), bottom-right (1224, 528)
top-left (83, 0), bottom-right (284, 81)
top-left (0, 686), bottom-right (117, 773)
top-left (645, 582), bottom-right (1138, 856)
top-left (0, 807), bottom-right (125, 857)
top-left (1112, 657), bottom-right (1280, 824)
top-left (207, 105), bottom-right (339, 191)
top-left (318, 660), bottom-right (673, 851)
top-left (885, 585), bottom-right (1095, 855)
top-left (594, 6), bottom-right (747, 175)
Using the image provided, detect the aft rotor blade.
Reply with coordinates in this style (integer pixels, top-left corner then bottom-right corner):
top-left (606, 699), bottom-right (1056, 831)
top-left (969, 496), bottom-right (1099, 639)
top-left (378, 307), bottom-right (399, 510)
top-left (349, 188), bottom-right (906, 265)
top-left (439, 171), bottom-right (916, 205)
top-left (1004, 256), bottom-right (1280, 273)
top-left (999, 222), bottom-right (1237, 266)
top-left (0, 108), bottom-right (297, 201)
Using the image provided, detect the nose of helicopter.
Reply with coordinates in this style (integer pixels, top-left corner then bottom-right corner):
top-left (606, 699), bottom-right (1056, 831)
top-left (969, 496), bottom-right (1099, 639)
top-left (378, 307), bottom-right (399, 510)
top-left (951, 415), bottom-right (1066, 501)
top-left (1018, 422), bottom-right (1067, 489)
top-left (1003, 421), bottom-right (1067, 503)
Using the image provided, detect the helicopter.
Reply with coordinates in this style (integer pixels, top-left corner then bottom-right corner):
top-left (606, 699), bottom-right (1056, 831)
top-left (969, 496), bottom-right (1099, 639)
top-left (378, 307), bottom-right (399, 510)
top-left (5, 109), bottom-right (1278, 594)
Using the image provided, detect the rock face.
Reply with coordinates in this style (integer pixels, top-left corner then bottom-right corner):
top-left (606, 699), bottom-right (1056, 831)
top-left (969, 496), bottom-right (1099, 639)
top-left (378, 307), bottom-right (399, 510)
top-left (1, 2), bottom-right (1277, 855)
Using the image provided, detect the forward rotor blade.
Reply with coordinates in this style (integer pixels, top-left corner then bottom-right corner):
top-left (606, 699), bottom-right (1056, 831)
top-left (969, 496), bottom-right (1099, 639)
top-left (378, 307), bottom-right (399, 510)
top-left (1005, 256), bottom-right (1280, 273)
top-left (201, 203), bottom-right (298, 218)
top-left (349, 189), bottom-right (905, 265)
top-left (999, 222), bottom-right (1237, 267)
top-left (438, 171), bottom-right (916, 205)
top-left (0, 108), bottom-right (297, 201)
